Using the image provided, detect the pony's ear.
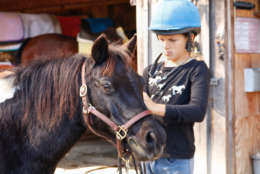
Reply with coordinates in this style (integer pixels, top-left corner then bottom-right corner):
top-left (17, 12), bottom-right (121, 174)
top-left (91, 34), bottom-right (109, 65)
top-left (124, 34), bottom-right (137, 54)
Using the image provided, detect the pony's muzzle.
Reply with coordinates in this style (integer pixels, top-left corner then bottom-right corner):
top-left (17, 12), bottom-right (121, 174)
top-left (127, 128), bottom-right (165, 161)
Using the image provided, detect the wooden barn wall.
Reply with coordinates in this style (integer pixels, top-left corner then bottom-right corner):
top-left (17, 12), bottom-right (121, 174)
top-left (231, 0), bottom-right (260, 174)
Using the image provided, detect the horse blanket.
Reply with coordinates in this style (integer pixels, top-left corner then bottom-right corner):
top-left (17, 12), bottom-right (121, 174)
top-left (0, 12), bottom-right (62, 51)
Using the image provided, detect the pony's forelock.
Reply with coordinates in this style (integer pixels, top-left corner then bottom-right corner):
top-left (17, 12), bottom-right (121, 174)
top-left (100, 45), bottom-right (132, 76)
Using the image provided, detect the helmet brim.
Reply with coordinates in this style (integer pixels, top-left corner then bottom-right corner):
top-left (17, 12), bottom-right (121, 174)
top-left (151, 27), bottom-right (201, 36)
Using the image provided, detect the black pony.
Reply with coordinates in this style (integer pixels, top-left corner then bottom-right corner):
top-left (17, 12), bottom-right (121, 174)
top-left (0, 34), bottom-right (166, 174)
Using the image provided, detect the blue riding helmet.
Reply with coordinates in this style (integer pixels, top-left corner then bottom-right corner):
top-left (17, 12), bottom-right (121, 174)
top-left (149, 0), bottom-right (201, 35)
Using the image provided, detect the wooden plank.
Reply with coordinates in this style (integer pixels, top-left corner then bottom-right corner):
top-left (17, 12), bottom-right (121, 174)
top-left (211, 110), bottom-right (226, 174)
top-left (136, 0), bottom-right (149, 75)
top-left (0, 0), bottom-right (129, 12)
top-left (108, 4), bottom-right (136, 32)
top-left (255, 0), bottom-right (260, 16)
top-left (208, 0), bottom-right (227, 173)
top-left (225, 0), bottom-right (236, 173)
top-left (234, 53), bottom-right (251, 117)
top-left (194, 0), bottom-right (210, 173)
top-left (194, 120), bottom-right (207, 174)
top-left (235, 115), bottom-right (260, 174)
top-left (91, 6), bottom-right (109, 18)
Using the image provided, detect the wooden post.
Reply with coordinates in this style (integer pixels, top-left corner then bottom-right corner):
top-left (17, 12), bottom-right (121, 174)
top-left (136, 0), bottom-right (149, 75)
top-left (225, 0), bottom-right (235, 173)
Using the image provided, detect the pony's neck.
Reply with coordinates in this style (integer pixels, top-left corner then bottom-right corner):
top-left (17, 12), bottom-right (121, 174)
top-left (27, 113), bottom-right (86, 169)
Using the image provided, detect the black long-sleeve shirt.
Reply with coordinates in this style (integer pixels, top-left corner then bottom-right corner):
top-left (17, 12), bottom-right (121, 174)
top-left (143, 58), bottom-right (210, 158)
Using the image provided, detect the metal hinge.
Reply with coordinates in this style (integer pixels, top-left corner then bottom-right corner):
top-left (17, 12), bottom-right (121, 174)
top-left (210, 77), bottom-right (220, 86)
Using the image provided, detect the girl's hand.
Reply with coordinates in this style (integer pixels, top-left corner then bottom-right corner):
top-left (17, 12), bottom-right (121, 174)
top-left (143, 92), bottom-right (155, 110)
top-left (143, 92), bottom-right (166, 117)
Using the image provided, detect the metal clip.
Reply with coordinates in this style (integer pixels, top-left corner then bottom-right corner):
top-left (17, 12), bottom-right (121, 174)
top-left (80, 84), bottom-right (88, 97)
top-left (116, 126), bottom-right (128, 140)
top-left (82, 106), bottom-right (88, 114)
top-left (87, 105), bottom-right (96, 114)
top-left (82, 105), bottom-right (95, 114)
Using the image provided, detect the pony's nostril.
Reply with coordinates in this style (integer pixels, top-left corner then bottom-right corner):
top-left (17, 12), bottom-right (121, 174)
top-left (146, 131), bottom-right (156, 144)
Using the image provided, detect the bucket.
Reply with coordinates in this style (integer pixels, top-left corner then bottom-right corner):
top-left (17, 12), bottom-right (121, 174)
top-left (77, 34), bottom-right (93, 56)
top-left (252, 153), bottom-right (260, 174)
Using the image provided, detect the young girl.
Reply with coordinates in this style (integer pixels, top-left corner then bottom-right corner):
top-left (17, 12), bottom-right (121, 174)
top-left (142, 0), bottom-right (210, 173)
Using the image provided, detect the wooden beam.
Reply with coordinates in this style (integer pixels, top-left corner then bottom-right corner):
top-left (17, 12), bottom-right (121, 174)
top-left (136, 0), bottom-right (149, 75)
top-left (0, 0), bottom-right (129, 12)
top-left (225, 0), bottom-right (235, 174)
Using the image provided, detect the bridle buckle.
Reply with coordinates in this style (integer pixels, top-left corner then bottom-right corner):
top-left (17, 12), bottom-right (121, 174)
top-left (116, 126), bottom-right (128, 140)
top-left (80, 84), bottom-right (88, 97)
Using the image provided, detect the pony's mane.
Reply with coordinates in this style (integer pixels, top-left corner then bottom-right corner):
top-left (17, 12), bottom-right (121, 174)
top-left (13, 46), bottom-right (132, 129)
top-left (14, 55), bottom-right (86, 128)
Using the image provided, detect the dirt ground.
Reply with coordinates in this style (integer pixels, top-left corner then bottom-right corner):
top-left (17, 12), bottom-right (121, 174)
top-left (54, 138), bottom-right (137, 174)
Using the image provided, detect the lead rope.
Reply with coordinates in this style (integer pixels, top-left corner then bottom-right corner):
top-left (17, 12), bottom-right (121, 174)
top-left (118, 157), bottom-right (123, 174)
top-left (142, 162), bottom-right (147, 174)
top-left (132, 155), bottom-right (141, 174)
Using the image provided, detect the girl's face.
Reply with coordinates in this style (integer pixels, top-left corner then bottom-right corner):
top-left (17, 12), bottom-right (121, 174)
top-left (158, 34), bottom-right (189, 63)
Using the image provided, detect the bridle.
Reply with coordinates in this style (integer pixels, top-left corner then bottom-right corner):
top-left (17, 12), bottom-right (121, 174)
top-left (79, 61), bottom-right (151, 164)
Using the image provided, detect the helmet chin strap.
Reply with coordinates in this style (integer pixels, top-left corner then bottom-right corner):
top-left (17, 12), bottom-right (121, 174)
top-left (185, 32), bottom-right (194, 52)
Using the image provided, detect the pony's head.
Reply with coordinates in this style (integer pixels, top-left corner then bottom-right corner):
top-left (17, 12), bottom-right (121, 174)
top-left (84, 34), bottom-right (166, 161)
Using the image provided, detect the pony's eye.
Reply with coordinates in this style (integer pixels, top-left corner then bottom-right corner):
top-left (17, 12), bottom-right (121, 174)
top-left (96, 77), bottom-right (115, 94)
top-left (103, 83), bottom-right (111, 89)
top-left (101, 81), bottom-right (114, 94)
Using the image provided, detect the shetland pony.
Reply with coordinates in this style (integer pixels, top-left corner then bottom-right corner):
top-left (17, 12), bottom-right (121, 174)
top-left (0, 34), bottom-right (166, 174)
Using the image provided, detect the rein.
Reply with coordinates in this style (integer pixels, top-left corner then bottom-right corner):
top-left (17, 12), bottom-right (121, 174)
top-left (80, 61), bottom-right (150, 173)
